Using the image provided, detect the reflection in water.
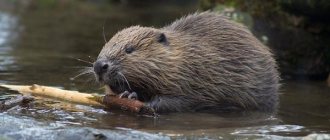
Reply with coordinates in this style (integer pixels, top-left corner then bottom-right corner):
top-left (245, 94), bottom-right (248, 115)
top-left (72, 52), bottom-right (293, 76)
top-left (279, 81), bottom-right (330, 132)
top-left (0, 12), bottom-right (18, 84)
top-left (0, 12), bottom-right (15, 45)
top-left (232, 125), bottom-right (306, 137)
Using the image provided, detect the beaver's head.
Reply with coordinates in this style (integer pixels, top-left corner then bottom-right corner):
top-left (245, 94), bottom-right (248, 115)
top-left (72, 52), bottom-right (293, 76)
top-left (94, 26), bottom-right (180, 96)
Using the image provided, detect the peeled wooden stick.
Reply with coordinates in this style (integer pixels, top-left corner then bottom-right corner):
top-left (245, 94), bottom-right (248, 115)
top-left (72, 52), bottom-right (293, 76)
top-left (0, 84), bottom-right (103, 106)
top-left (0, 84), bottom-right (156, 116)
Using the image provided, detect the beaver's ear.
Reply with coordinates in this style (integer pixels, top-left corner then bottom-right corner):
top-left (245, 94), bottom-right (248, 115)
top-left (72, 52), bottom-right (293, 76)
top-left (157, 33), bottom-right (169, 45)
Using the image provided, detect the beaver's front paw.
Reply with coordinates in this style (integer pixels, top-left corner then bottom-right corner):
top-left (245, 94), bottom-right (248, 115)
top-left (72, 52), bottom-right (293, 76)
top-left (119, 91), bottom-right (138, 100)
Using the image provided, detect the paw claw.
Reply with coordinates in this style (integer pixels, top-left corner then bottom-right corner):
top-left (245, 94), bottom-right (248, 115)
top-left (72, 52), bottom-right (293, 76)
top-left (128, 92), bottom-right (138, 100)
top-left (119, 91), bottom-right (130, 98)
top-left (119, 91), bottom-right (138, 100)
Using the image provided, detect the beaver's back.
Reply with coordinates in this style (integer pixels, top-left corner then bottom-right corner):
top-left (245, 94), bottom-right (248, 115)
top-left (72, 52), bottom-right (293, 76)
top-left (161, 12), bottom-right (279, 112)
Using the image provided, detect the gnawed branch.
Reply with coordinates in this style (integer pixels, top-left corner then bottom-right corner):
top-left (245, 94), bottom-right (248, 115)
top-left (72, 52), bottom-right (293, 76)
top-left (0, 84), bottom-right (156, 116)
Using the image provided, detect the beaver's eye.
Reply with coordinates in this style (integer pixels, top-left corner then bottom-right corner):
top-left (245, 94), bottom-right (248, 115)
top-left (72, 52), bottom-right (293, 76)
top-left (125, 47), bottom-right (135, 54)
top-left (157, 33), bottom-right (168, 45)
top-left (158, 33), bottom-right (166, 42)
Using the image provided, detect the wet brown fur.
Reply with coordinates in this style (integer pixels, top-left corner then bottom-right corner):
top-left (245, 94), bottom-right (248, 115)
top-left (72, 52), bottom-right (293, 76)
top-left (97, 12), bottom-right (280, 113)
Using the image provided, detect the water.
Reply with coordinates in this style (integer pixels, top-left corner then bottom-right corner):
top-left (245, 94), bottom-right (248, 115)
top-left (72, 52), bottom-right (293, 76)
top-left (0, 0), bottom-right (330, 139)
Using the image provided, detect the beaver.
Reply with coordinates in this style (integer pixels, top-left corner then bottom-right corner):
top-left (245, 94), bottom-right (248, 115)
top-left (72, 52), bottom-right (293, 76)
top-left (93, 12), bottom-right (280, 113)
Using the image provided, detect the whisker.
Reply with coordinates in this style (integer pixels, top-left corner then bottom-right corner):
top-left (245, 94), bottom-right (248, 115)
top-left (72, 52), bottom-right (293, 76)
top-left (76, 58), bottom-right (94, 65)
top-left (68, 56), bottom-right (94, 65)
top-left (88, 56), bottom-right (96, 62)
top-left (70, 67), bottom-right (94, 81)
top-left (102, 18), bottom-right (111, 44)
top-left (86, 76), bottom-right (98, 86)
top-left (97, 86), bottom-right (104, 90)
top-left (103, 23), bottom-right (107, 43)
top-left (65, 66), bottom-right (93, 69)
top-left (79, 76), bottom-right (98, 89)
top-left (118, 72), bottom-right (131, 91)
top-left (116, 77), bottom-right (121, 92)
top-left (70, 71), bottom-right (92, 81)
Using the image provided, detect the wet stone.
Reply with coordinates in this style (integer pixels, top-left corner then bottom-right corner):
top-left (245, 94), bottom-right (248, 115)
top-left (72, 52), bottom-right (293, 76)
top-left (0, 114), bottom-right (169, 140)
top-left (302, 134), bottom-right (330, 140)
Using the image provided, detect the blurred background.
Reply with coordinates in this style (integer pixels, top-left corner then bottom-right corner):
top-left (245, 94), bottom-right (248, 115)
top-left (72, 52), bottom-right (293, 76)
top-left (0, 0), bottom-right (329, 88)
top-left (0, 0), bottom-right (330, 139)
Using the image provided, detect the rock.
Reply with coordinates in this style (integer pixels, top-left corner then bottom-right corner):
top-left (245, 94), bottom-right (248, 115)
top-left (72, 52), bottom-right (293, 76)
top-left (0, 114), bottom-right (169, 140)
top-left (302, 133), bottom-right (330, 140)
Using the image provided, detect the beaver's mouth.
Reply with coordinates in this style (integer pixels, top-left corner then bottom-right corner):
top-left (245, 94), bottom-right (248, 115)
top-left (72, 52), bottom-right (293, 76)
top-left (93, 58), bottom-right (129, 94)
top-left (102, 73), bottom-right (132, 94)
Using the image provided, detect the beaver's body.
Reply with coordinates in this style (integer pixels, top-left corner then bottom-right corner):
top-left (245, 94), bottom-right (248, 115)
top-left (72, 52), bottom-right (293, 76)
top-left (94, 12), bottom-right (279, 113)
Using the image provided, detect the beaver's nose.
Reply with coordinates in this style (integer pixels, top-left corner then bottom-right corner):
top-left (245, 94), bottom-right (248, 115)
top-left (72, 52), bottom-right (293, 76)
top-left (93, 59), bottom-right (109, 75)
